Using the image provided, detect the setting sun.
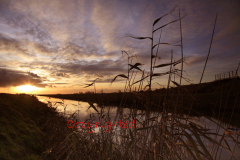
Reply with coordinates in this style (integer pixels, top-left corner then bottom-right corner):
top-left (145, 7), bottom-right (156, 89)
top-left (16, 85), bottom-right (39, 92)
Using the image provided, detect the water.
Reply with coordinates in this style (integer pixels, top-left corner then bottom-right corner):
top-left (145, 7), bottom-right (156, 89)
top-left (37, 95), bottom-right (143, 122)
top-left (37, 96), bottom-right (240, 159)
top-left (37, 96), bottom-right (143, 133)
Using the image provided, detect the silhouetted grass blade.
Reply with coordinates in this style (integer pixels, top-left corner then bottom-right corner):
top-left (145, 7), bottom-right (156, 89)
top-left (129, 63), bottom-right (143, 72)
top-left (171, 81), bottom-right (180, 87)
top-left (190, 123), bottom-right (213, 160)
top-left (151, 71), bottom-right (172, 77)
top-left (83, 82), bottom-right (94, 88)
top-left (151, 55), bottom-right (160, 59)
top-left (111, 74), bottom-right (128, 84)
top-left (126, 34), bottom-right (153, 40)
top-left (152, 43), bottom-right (170, 49)
top-left (153, 7), bottom-right (176, 26)
top-left (153, 62), bottom-right (173, 68)
top-left (131, 75), bottom-right (150, 85)
top-left (183, 130), bottom-right (201, 160)
top-left (153, 18), bottom-right (182, 33)
top-left (88, 101), bottom-right (99, 113)
top-left (153, 59), bottom-right (183, 68)
top-left (177, 137), bottom-right (198, 160)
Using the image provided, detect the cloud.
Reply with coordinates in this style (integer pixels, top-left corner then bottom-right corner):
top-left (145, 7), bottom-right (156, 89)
top-left (0, 0), bottom-right (240, 92)
top-left (0, 33), bottom-right (29, 55)
top-left (28, 72), bottom-right (41, 78)
top-left (55, 72), bottom-right (70, 78)
top-left (0, 33), bottom-right (55, 59)
top-left (0, 68), bottom-right (47, 87)
top-left (32, 42), bottom-right (58, 55)
top-left (57, 58), bottom-right (127, 76)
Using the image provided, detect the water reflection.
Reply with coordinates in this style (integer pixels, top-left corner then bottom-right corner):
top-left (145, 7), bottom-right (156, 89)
top-left (190, 117), bottom-right (240, 159)
top-left (37, 96), bottom-right (144, 122)
top-left (37, 96), bottom-right (240, 159)
top-left (37, 96), bottom-right (145, 133)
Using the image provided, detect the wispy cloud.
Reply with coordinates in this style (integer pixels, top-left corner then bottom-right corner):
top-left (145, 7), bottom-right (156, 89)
top-left (0, 0), bottom-right (239, 93)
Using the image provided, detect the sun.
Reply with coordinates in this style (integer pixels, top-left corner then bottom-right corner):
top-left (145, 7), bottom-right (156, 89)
top-left (16, 85), bottom-right (39, 92)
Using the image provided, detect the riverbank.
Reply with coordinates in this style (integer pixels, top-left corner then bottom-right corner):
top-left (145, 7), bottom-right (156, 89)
top-left (39, 78), bottom-right (239, 107)
top-left (0, 93), bottom-right (75, 160)
top-left (39, 78), bottom-right (240, 126)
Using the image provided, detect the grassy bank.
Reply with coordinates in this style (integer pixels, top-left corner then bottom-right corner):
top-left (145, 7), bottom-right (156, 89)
top-left (0, 93), bottom-right (75, 160)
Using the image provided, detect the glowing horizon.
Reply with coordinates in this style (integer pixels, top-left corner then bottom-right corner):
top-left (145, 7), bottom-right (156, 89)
top-left (16, 85), bottom-right (39, 93)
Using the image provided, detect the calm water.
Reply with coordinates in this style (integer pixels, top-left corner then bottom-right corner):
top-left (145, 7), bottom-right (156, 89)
top-left (37, 96), bottom-right (240, 159)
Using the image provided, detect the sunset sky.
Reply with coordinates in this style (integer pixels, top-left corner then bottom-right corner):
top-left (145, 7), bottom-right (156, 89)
top-left (0, 0), bottom-right (239, 94)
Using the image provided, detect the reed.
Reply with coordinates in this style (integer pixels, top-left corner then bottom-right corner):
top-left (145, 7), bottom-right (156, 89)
top-left (43, 9), bottom-right (240, 160)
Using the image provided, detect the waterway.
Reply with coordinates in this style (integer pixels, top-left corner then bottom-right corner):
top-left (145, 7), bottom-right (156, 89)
top-left (37, 95), bottom-right (240, 159)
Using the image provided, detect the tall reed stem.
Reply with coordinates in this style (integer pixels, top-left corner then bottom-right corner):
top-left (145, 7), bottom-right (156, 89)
top-left (199, 12), bottom-right (218, 85)
top-left (149, 26), bottom-right (154, 91)
top-left (188, 12), bottom-right (218, 118)
top-left (179, 9), bottom-right (184, 85)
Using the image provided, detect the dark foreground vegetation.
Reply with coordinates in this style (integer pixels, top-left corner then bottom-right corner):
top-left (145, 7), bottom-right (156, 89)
top-left (0, 93), bottom-right (77, 160)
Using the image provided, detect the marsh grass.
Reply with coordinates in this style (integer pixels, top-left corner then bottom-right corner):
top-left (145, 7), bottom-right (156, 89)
top-left (40, 9), bottom-right (240, 160)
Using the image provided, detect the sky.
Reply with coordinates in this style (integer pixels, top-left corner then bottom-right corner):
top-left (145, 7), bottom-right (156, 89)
top-left (0, 0), bottom-right (239, 94)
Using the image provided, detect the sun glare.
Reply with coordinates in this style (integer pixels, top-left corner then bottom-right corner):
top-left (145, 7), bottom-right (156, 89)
top-left (16, 85), bottom-right (39, 92)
